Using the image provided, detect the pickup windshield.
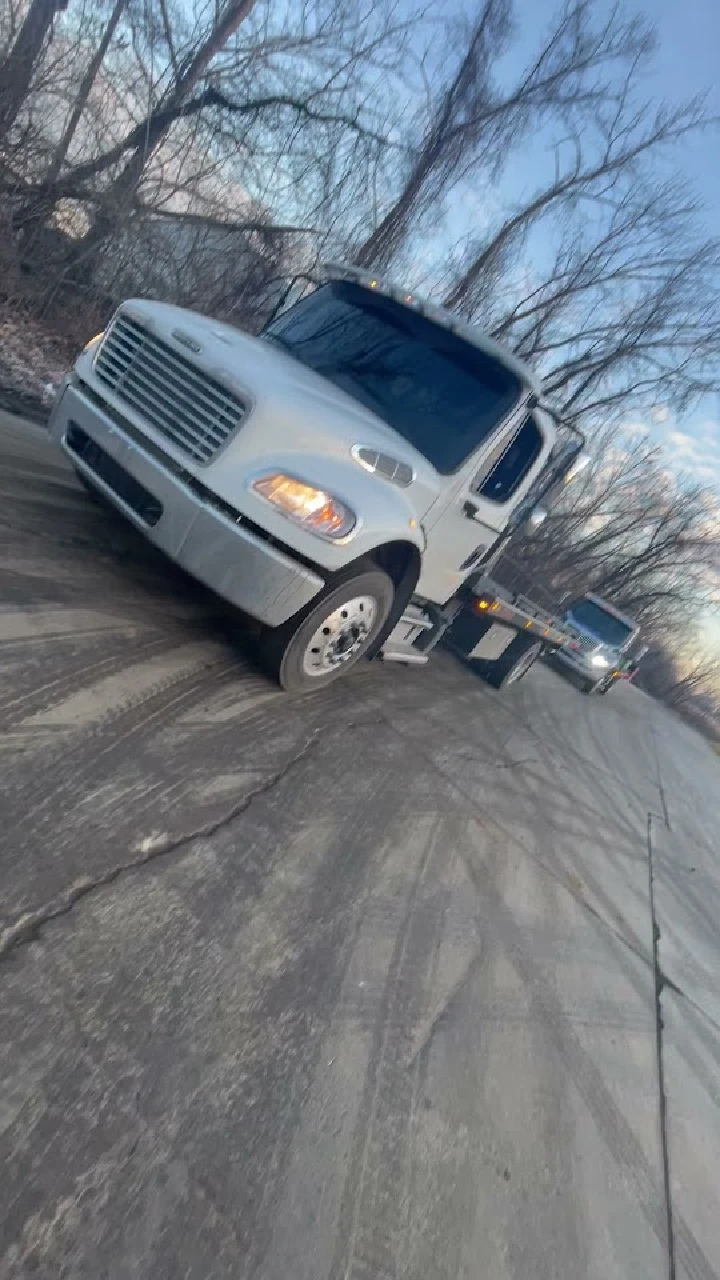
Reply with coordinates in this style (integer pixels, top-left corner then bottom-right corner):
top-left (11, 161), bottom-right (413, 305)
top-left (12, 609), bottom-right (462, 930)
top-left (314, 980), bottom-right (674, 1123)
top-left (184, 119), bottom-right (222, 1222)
top-left (565, 600), bottom-right (634, 648)
top-left (263, 281), bottom-right (522, 473)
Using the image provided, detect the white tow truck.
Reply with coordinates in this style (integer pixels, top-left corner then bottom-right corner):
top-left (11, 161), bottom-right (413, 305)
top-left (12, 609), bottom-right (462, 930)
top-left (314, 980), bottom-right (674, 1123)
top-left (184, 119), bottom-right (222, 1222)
top-left (49, 263), bottom-right (591, 694)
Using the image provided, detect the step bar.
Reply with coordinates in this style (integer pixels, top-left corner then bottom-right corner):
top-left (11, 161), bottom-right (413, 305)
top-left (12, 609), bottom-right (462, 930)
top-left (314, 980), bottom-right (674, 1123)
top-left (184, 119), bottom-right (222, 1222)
top-left (379, 603), bottom-right (434, 665)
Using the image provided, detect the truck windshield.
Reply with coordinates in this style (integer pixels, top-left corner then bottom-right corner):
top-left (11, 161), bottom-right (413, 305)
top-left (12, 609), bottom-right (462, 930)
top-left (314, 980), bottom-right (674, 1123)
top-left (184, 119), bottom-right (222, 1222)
top-left (263, 282), bottom-right (522, 473)
top-left (566, 600), bottom-right (634, 648)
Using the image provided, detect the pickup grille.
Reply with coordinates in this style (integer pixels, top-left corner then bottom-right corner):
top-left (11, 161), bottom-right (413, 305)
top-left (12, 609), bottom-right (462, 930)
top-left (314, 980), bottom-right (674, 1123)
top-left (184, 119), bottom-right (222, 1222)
top-left (94, 315), bottom-right (247, 463)
top-left (573, 632), bottom-right (599, 652)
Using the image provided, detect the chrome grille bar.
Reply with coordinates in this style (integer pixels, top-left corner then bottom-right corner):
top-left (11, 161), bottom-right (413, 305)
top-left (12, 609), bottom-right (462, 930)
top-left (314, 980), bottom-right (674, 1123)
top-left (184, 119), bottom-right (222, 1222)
top-left (94, 315), bottom-right (246, 463)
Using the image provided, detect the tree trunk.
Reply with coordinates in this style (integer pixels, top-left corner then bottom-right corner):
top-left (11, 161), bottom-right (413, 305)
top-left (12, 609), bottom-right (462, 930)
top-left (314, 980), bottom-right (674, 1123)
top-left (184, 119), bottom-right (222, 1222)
top-left (71, 0), bottom-right (258, 274)
top-left (47, 0), bottom-right (127, 184)
top-left (14, 0), bottom-right (128, 248)
top-left (0, 0), bottom-right (69, 144)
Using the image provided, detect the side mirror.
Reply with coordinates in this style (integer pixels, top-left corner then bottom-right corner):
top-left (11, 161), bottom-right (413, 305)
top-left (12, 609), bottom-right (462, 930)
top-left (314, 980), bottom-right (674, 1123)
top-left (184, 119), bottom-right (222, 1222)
top-left (524, 504), bottom-right (548, 534)
top-left (563, 452), bottom-right (591, 484)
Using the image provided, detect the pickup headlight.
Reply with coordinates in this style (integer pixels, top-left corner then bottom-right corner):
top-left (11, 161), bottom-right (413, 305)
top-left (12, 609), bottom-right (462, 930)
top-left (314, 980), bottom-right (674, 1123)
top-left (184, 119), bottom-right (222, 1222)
top-left (250, 473), bottom-right (356, 540)
top-left (83, 332), bottom-right (104, 355)
top-left (591, 654), bottom-right (610, 668)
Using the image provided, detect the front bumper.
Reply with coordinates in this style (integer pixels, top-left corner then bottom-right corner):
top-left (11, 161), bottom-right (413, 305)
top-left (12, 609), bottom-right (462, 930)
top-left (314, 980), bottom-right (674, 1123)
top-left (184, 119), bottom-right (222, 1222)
top-left (49, 380), bottom-right (325, 627)
top-left (550, 646), bottom-right (615, 682)
top-left (552, 646), bottom-right (596, 678)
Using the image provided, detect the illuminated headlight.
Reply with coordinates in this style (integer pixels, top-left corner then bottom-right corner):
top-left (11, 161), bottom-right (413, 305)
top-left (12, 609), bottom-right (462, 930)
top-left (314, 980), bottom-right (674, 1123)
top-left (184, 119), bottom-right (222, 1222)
top-left (250, 473), bottom-right (356, 540)
top-left (591, 654), bottom-right (610, 668)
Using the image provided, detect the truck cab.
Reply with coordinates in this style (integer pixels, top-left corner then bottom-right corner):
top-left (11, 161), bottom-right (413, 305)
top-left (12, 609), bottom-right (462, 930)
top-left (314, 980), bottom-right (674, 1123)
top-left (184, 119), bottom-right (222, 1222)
top-left (553, 595), bottom-right (640, 695)
top-left (49, 263), bottom-right (581, 693)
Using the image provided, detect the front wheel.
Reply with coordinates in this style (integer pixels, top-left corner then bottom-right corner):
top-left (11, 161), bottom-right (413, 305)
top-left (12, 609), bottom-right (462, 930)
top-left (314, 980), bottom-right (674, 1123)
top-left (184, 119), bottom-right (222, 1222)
top-left (581, 675), bottom-right (610, 695)
top-left (261, 561), bottom-right (395, 695)
top-left (482, 635), bottom-right (543, 690)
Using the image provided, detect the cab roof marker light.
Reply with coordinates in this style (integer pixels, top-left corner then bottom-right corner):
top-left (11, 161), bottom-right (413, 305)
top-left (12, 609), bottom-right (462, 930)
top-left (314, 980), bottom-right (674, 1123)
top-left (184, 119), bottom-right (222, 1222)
top-left (322, 261), bottom-right (436, 315)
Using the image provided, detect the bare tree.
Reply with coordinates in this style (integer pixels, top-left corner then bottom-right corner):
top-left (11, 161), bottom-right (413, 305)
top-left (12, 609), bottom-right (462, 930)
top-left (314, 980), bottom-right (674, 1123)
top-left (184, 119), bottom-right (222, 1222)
top-left (351, 0), bottom-right (513, 269)
top-left (43, 0), bottom-right (127, 186)
top-left (438, 23), bottom-right (720, 423)
top-left (638, 640), bottom-right (720, 743)
top-left (5, 0), bottom-right (411, 289)
top-left (0, 0), bottom-right (69, 145)
top-left (351, 0), bottom-right (657, 272)
top-left (500, 422), bottom-right (720, 637)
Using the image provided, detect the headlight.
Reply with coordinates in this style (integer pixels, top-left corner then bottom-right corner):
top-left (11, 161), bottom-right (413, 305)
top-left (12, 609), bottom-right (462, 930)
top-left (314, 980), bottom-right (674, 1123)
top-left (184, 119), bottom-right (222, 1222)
top-left (250, 473), bottom-right (356, 540)
top-left (83, 332), bottom-right (104, 355)
top-left (591, 654), bottom-right (609, 668)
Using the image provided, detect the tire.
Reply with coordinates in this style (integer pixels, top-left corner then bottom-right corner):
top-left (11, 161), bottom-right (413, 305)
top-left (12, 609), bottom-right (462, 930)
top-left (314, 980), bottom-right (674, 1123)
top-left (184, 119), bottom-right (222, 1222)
top-left (581, 676), bottom-right (609, 695)
top-left (261, 560), bottom-right (395, 695)
top-left (482, 635), bottom-right (543, 691)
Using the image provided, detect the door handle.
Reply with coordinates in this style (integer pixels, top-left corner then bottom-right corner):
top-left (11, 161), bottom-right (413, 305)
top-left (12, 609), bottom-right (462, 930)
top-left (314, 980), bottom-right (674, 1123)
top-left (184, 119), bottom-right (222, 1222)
top-left (459, 544), bottom-right (488, 571)
top-left (463, 500), bottom-right (479, 520)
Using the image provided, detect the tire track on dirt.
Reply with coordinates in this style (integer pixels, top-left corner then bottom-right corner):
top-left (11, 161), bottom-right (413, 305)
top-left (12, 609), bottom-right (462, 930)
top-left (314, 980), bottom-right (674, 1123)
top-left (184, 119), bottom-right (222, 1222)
top-left (0, 632), bottom-right (172, 727)
top-left (0, 562), bottom-right (226, 633)
top-left (329, 815), bottom-right (451, 1280)
top-left (1, 652), bottom-right (240, 837)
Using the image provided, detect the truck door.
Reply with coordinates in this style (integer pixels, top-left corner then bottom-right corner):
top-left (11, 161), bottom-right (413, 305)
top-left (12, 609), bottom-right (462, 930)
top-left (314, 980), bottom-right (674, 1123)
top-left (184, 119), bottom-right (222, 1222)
top-left (417, 413), bottom-right (551, 604)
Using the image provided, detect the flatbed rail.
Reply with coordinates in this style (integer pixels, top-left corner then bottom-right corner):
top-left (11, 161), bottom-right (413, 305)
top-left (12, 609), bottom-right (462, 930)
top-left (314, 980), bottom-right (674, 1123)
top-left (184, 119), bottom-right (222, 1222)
top-left (465, 569), bottom-right (579, 652)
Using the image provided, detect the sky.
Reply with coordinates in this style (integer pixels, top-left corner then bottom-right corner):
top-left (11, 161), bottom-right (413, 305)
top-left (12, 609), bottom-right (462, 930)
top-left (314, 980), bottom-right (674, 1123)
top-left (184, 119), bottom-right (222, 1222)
top-left (489, 0), bottom-right (720, 652)
top-left (561, 0), bottom-right (719, 492)
top-left (436, 1), bottom-right (720, 481)
top-left (590, 0), bottom-right (719, 651)
top-left (625, 0), bottom-right (720, 509)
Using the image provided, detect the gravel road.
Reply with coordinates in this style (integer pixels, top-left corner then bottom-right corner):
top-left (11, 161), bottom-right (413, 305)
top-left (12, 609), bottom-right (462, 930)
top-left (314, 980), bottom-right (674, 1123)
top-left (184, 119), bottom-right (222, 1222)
top-left (1, 410), bottom-right (718, 1280)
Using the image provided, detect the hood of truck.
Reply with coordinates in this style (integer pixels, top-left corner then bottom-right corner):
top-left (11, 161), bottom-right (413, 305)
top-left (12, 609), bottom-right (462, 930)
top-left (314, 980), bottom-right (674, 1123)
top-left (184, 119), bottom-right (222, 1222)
top-left (108, 300), bottom-right (443, 522)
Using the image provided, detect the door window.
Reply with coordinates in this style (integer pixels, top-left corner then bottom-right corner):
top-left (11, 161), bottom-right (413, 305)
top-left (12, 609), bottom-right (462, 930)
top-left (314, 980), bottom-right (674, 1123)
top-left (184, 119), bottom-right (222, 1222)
top-left (475, 417), bottom-right (543, 504)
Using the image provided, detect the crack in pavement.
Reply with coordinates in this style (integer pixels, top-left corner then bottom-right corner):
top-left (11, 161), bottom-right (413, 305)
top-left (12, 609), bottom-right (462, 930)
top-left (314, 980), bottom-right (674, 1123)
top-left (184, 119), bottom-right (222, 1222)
top-left (384, 714), bottom-right (720, 1041)
top-left (397, 708), bottom-right (693, 1280)
top-left (649, 716), bottom-right (672, 832)
top-left (0, 731), bottom-right (322, 964)
top-left (647, 812), bottom-right (676, 1280)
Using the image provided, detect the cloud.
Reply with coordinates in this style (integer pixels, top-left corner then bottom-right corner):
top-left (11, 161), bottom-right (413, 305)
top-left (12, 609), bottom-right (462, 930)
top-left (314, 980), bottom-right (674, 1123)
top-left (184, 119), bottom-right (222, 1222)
top-left (657, 421), bottom-right (720, 494)
top-left (667, 430), bottom-right (698, 454)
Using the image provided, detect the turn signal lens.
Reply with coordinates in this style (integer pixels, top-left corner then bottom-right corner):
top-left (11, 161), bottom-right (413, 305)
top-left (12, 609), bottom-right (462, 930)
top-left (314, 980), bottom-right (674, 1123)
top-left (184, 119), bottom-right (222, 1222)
top-left (250, 473), bottom-right (355, 539)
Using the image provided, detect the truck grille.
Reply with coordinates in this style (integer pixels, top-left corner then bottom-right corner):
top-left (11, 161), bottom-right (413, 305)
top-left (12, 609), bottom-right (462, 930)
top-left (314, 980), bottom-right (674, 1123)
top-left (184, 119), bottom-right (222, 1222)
top-left (94, 315), bottom-right (247, 463)
top-left (574, 632), bottom-right (598, 652)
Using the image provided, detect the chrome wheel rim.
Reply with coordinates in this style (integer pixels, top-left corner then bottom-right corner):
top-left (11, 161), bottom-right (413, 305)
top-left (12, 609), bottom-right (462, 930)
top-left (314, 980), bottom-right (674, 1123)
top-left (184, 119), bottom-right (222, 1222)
top-left (302, 595), bottom-right (378, 677)
top-left (506, 642), bottom-right (541, 685)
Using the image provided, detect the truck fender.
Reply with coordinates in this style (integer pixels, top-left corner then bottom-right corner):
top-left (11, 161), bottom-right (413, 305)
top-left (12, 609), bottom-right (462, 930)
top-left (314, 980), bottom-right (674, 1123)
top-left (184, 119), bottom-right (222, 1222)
top-left (364, 540), bottom-right (422, 659)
